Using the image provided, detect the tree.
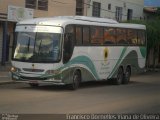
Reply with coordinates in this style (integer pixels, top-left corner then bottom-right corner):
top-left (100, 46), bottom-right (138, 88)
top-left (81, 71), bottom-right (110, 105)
top-left (126, 19), bottom-right (160, 69)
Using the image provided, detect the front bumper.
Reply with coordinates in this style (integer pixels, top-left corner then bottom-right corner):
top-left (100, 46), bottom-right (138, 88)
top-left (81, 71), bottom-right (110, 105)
top-left (11, 73), bottom-right (65, 85)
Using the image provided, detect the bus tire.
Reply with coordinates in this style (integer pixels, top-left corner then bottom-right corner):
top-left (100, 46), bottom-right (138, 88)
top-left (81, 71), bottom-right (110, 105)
top-left (123, 66), bottom-right (131, 84)
top-left (115, 67), bottom-right (124, 85)
top-left (69, 70), bottom-right (81, 90)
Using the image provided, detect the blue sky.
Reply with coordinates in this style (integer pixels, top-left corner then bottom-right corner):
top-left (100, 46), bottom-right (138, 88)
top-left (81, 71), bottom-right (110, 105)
top-left (144, 0), bottom-right (160, 7)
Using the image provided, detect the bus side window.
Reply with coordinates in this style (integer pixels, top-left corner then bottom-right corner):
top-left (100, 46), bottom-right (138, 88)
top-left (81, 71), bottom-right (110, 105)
top-left (104, 28), bottom-right (116, 45)
top-left (91, 26), bottom-right (103, 45)
top-left (127, 29), bottom-right (138, 45)
top-left (63, 25), bottom-right (75, 64)
top-left (138, 30), bottom-right (145, 45)
top-left (116, 28), bottom-right (128, 45)
top-left (76, 26), bottom-right (82, 45)
top-left (83, 26), bottom-right (90, 45)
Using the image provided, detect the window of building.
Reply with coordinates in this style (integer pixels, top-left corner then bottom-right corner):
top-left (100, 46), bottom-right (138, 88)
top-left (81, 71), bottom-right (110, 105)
top-left (83, 26), bottom-right (90, 45)
top-left (76, 0), bottom-right (84, 15)
top-left (127, 9), bottom-right (133, 21)
top-left (108, 4), bottom-right (111, 10)
top-left (116, 28), bottom-right (128, 45)
top-left (127, 29), bottom-right (138, 45)
top-left (115, 7), bottom-right (123, 21)
top-left (38, 0), bottom-right (48, 11)
top-left (104, 28), bottom-right (116, 45)
top-left (76, 8), bottom-right (83, 16)
top-left (25, 0), bottom-right (48, 11)
top-left (25, 0), bottom-right (36, 9)
top-left (76, 26), bottom-right (82, 45)
top-left (91, 26), bottom-right (103, 44)
top-left (92, 2), bottom-right (101, 17)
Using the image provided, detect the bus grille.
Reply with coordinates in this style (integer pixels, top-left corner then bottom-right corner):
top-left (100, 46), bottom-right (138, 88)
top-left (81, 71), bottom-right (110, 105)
top-left (22, 68), bottom-right (44, 72)
top-left (20, 76), bottom-right (47, 80)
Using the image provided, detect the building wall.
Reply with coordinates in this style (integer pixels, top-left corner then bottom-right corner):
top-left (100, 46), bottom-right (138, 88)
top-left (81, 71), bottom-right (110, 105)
top-left (34, 0), bottom-right (76, 17)
top-left (0, 0), bottom-right (76, 18)
top-left (48, 0), bottom-right (76, 16)
top-left (0, 0), bottom-right (76, 64)
top-left (85, 0), bottom-right (144, 21)
top-left (0, 0), bottom-right (24, 13)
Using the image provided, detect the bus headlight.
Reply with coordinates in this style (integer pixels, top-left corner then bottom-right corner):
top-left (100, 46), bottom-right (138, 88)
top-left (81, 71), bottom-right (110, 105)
top-left (46, 70), bottom-right (61, 75)
top-left (10, 67), bottom-right (20, 73)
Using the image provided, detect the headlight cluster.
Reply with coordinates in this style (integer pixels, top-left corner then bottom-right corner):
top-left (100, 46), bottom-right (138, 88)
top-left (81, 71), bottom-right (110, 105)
top-left (10, 67), bottom-right (20, 72)
top-left (46, 70), bottom-right (61, 75)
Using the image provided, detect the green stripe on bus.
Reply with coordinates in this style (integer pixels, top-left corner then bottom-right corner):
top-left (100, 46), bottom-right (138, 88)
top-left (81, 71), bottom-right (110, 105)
top-left (108, 47), bottom-right (127, 78)
top-left (60, 55), bottom-right (99, 80)
top-left (139, 47), bottom-right (146, 58)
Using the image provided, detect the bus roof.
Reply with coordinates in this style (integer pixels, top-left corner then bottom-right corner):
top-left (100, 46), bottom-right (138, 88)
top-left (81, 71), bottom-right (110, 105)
top-left (17, 16), bottom-right (146, 30)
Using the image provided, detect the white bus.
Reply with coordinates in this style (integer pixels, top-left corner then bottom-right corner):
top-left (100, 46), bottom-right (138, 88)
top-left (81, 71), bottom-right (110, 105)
top-left (11, 16), bottom-right (146, 90)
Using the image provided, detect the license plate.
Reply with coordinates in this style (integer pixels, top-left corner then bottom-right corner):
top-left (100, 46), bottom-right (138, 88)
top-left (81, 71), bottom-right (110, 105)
top-left (29, 80), bottom-right (38, 84)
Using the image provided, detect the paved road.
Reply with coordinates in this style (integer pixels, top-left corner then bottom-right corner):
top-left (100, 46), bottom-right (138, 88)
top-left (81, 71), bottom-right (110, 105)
top-left (0, 71), bottom-right (160, 114)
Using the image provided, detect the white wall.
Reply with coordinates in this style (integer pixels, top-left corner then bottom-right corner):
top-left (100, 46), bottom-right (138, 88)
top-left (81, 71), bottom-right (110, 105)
top-left (86, 0), bottom-right (144, 21)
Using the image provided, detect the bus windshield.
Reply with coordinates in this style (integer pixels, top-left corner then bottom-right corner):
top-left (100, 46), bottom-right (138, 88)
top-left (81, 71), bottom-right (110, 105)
top-left (13, 32), bottom-right (62, 63)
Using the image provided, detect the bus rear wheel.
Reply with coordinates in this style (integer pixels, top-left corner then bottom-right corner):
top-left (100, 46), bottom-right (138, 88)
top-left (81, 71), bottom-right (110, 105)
top-left (123, 67), bottom-right (131, 84)
top-left (69, 70), bottom-right (81, 90)
top-left (115, 67), bottom-right (124, 85)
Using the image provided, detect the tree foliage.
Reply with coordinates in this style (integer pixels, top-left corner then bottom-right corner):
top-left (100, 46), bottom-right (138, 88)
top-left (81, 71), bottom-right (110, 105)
top-left (126, 19), bottom-right (160, 67)
top-left (126, 19), bottom-right (160, 52)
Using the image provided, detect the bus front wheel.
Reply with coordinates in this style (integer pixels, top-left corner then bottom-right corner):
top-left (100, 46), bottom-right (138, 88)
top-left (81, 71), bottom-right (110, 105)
top-left (69, 70), bottom-right (81, 90)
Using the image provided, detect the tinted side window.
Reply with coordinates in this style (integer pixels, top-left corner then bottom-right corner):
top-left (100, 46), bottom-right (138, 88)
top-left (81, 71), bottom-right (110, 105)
top-left (65, 25), bottom-right (75, 43)
top-left (63, 25), bottom-right (75, 63)
top-left (127, 29), bottom-right (138, 45)
top-left (138, 30), bottom-right (145, 45)
top-left (116, 28), bottom-right (128, 45)
top-left (83, 26), bottom-right (90, 45)
top-left (76, 26), bottom-right (82, 45)
top-left (104, 28), bottom-right (116, 45)
top-left (91, 26), bottom-right (103, 45)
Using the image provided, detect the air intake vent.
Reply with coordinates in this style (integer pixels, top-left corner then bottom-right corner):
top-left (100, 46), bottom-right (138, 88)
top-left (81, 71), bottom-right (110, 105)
top-left (23, 68), bottom-right (44, 72)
